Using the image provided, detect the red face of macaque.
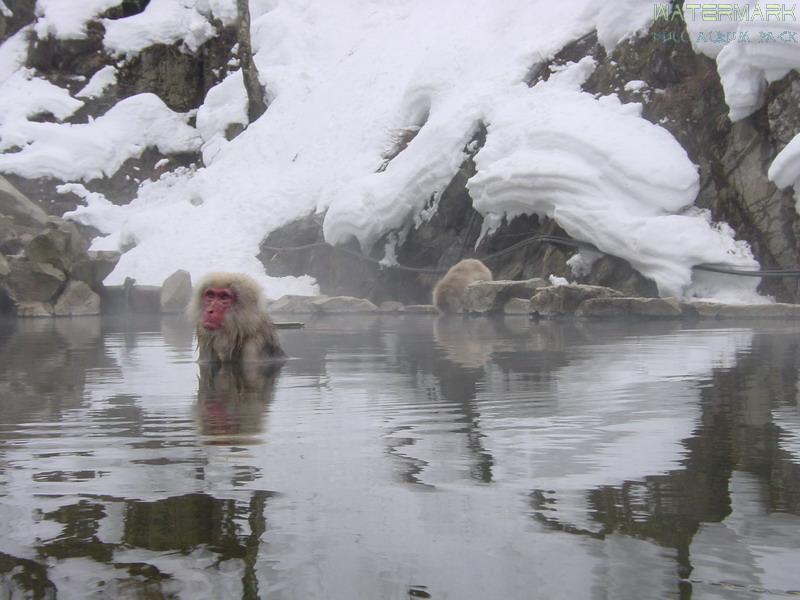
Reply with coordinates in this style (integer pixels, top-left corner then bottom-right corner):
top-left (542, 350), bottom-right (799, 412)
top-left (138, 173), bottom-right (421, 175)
top-left (201, 288), bottom-right (236, 331)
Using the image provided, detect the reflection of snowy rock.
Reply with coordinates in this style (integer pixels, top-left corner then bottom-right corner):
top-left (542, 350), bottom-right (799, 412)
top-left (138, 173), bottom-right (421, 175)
top-left (481, 327), bottom-right (753, 531)
top-left (773, 403), bottom-right (800, 463)
top-left (690, 471), bottom-right (800, 595)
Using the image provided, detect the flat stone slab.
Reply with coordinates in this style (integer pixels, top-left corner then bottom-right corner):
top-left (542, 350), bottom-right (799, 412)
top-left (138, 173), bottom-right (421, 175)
top-left (464, 278), bottom-right (548, 314)
top-left (683, 301), bottom-right (800, 319)
top-left (530, 284), bottom-right (625, 318)
top-left (576, 296), bottom-right (683, 318)
top-left (312, 296), bottom-right (378, 313)
top-left (269, 295), bottom-right (328, 313)
top-left (379, 301), bottom-right (405, 313)
top-left (274, 321), bottom-right (305, 329)
top-left (504, 297), bottom-right (531, 315)
top-left (404, 304), bottom-right (438, 314)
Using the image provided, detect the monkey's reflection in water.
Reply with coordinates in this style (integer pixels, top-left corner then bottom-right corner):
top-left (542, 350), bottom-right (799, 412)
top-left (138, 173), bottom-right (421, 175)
top-left (433, 316), bottom-right (499, 369)
top-left (195, 361), bottom-right (283, 443)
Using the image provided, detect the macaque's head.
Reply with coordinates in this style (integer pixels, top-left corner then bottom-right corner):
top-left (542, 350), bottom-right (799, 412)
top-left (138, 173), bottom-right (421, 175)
top-left (201, 287), bottom-right (236, 330)
top-left (191, 272), bottom-right (266, 333)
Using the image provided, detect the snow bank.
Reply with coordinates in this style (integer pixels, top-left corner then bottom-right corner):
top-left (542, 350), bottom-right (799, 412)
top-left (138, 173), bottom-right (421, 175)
top-left (34, 0), bottom-right (123, 40)
top-left (0, 26), bottom-right (28, 82)
top-left (468, 58), bottom-right (761, 299)
top-left (319, 2), bottom-right (603, 251)
top-left (76, 65), bottom-right (117, 99)
top-left (68, 0), bottom-right (600, 295)
top-left (0, 93), bottom-right (200, 180)
top-left (0, 68), bottom-right (82, 133)
top-left (0, 63), bottom-right (84, 157)
top-left (195, 70), bottom-right (248, 165)
top-left (582, 0), bottom-right (654, 51)
top-left (102, 0), bottom-right (218, 56)
top-left (64, 175), bottom-right (317, 296)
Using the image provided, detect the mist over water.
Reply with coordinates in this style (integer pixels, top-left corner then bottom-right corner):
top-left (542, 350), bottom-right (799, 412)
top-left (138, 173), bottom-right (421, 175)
top-left (0, 315), bottom-right (799, 599)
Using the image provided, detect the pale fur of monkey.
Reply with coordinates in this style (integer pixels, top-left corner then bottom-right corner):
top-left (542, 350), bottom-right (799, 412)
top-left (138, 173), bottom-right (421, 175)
top-left (189, 272), bottom-right (284, 362)
top-left (432, 258), bottom-right (492, 314)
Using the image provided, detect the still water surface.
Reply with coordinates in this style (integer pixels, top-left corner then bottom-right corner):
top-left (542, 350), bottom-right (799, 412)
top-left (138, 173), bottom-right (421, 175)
top-left (1, 315), bottom-right (800, 599)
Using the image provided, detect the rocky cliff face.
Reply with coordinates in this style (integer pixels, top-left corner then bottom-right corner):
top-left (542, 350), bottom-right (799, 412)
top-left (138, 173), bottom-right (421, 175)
top-left (1, 7), bottom-right (799, 309)
top-left (264, 18), bottom-right (799, 304)
top-left (584, 18), bottom-right (800, 303)
top-left (0, 0), bottom-right (233, 215)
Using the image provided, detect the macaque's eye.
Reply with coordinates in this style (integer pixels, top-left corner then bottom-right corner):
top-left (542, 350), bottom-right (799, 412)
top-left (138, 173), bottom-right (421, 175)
top-left (218, 290), bottom-right (235, 303)
top-left (203, 289), bottom-right (216, 300)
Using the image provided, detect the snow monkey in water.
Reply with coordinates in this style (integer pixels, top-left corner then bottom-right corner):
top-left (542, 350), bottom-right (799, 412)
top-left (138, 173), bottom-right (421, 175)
top-left (190, 272), bottom-right (284, 363)
top-left (432, 258), bottom-right (492, 314)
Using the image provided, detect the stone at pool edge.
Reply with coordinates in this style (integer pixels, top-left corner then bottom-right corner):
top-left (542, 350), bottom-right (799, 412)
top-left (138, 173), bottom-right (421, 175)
top-left (404, 304), bottom-right (439, 314)
top-left (530, 284), bottom-right (625, 318)
top-left (576, 296), bottom-right (683, 318)
top-left (268, 295), bottom-right (329, 313)
top-left (54, 281), bottom-right (101, 316)
top-left (683, 301), bottom-right (800, 319)
top-left (504, 297), bottom-right (531, 315)
top-left (379, 300), bottom-right (404, 313)
top-left (15, 301), bottom-right (54, 317)
top-left (160, 269), bottom-right (192, 313)
top-left (311, 296), bottom-right (379, 314)
top-left (464, 278), bottom-right (548, 314)
top-left (573, 297), bottom-right (800, 319)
